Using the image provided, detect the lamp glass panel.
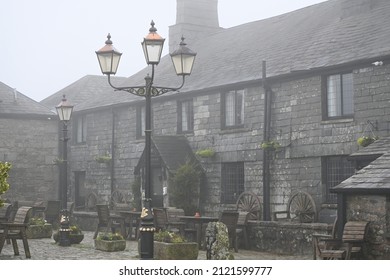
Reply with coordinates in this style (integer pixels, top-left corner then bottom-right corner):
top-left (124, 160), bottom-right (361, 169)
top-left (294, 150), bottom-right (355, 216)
top-left (143, 42), bottom-right (163, 64)
top-left (97, 52), bottom-right (121, 74)
top-left (171, 54), bottom-right (195, 76)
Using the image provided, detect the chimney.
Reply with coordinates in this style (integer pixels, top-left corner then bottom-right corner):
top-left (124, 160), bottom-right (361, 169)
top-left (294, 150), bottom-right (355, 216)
top-left (169, 0), bottom-right (222, 52)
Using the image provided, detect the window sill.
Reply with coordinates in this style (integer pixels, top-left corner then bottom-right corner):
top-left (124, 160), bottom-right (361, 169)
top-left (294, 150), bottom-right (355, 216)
top-left (321, 118), bottom-right (354, 125)
top-left (219, 127), bottom-right (250, 135)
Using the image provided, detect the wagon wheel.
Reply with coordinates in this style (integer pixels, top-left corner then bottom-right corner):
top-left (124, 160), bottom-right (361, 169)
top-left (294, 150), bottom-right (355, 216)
top-left (235, 191), bottom-right (262, 220)
top-left (110, 190), bottom-right (126, 205)
top-left (287, 191), bottom-right (317, 223)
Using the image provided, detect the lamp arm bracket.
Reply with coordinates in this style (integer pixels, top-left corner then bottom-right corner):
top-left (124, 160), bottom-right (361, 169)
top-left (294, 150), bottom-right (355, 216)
top-left (107, 74), bottom-right (186, 97)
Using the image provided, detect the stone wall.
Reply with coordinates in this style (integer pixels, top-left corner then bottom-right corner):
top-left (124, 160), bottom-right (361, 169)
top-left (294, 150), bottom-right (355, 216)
top-left (346, 194), bottom-right (390, 259)
top-left (68, 63), bottom-right (390, 218)
top-left (248, 221), bottom-right (331, 256)
top-left (0, 117), bottom-right (59, 202)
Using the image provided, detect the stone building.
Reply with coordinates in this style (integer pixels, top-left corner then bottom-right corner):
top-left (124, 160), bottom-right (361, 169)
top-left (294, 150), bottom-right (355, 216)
top-left (0, 81), bottom-right (59, 201)
top-left (41, 0), bottom-right (390, 230)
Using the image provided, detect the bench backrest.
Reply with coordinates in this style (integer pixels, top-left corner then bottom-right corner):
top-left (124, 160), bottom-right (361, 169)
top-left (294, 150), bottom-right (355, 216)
top-left (153, 208), bottom-right (168, 230)
top-left (237, 211), bottom-right (250, 227)
top-left (166, 208), bottom-right (185, 223)
top-left (13, 206), bottom-right (32, 224)
top-left (0, 203), bottom-right (12, 222)
top-left (342, 221), bottom-right (369, 242)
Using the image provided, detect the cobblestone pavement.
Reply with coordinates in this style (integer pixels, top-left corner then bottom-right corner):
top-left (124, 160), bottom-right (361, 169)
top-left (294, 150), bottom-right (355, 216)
top-left (0, 231), bottom-right (311, 260)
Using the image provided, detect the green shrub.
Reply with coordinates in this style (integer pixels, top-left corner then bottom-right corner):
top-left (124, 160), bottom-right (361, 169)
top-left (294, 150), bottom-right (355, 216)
top-left (169, 162), bottom-right (200, 215)
top-left (29, 217), bottom-right (46, 226)
top-left (154, 230), bottom-right (186, 243)
top-left (97, 232), bottom-right (124, 241)
top-left (0, 162), bottom-right (11, 207)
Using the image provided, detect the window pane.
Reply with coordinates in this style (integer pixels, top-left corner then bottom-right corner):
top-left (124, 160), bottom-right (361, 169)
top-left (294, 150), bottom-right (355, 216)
top-left (236, 90), bottom-right (245, 125)
top-left (221, 162), bottom-right (244, 204)
top-left (225, 91), bottom-right (235, 126)
top-left (342, 73), bottom-right (354, 115)
top-left (324, 156), bottom-right (355, 203)
top-left (182, 101), bottom-right (189, 131)
top-left (327, 75), bottom-right (341, 117)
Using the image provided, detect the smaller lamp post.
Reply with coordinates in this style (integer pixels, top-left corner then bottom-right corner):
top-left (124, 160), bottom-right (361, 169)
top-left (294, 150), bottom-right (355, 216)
top-left (55, 95), bottom-right (73, 246)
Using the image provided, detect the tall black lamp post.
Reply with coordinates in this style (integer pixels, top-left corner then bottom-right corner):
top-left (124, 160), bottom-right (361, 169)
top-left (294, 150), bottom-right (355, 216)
top-left (55, 95), bottom-right (74, 246)
top-left (96, 21), bottom-right (196, 259)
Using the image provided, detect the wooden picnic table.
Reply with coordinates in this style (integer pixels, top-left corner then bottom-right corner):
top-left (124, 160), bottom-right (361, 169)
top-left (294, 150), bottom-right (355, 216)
top-left (178, 215), bottom-right (218, 249)
top-left (118, 210), bottom-right (141, 240)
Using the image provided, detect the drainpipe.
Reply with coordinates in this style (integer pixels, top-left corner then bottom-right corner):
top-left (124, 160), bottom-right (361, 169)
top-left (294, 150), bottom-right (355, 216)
top-left (262, 60), bottom-right (271, 221)
top-left (110, 109), bottom-right (116, 196)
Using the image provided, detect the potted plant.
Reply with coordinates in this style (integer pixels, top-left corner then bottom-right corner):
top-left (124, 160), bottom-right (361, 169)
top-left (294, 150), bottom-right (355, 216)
top-left (195, 148), bottom-right (215, 158)
top-left (95, 153), bottom-right (112, 164)
top-left (357, 136), bottom-right (378, 147)
top-left (153, 230), bottom-right (198, 260)
top-left (26, 217), bottom-right (53, 239)
top-left (94, 232), bottom-right (126, 252)
top-left (260, 140), bottom-right (281, 151)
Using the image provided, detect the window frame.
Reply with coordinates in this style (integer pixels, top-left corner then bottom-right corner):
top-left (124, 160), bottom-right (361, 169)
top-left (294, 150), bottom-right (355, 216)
top-left (177, 99), bottom-right (194, 134)
top-left (321, 155), bottom-right (355, 203)
top-left (322, 72), bottom-right (354, 120)
top-left (221, 89), bottom-right (245, 129)
top-left (136, 105), bottom-right (153, 139)
top-left (221, 162), bottom-right (245, 204)
top-left (73, 115), bottom-right (87, 144)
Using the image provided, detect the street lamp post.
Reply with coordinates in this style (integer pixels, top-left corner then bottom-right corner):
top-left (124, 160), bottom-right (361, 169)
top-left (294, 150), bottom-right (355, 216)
top-left (55, 95), bottom-right (74, 247)
top-left (96, 21), bottom-right (196, 259)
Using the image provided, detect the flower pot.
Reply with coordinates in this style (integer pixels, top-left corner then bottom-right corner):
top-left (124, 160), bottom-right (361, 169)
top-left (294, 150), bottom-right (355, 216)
top-left (94, 239), bottom-right (126, 252)
top-left (69, 234), bottom-right (84, 244)
top-left (153, 241), bottom-right (199, 260)
top-left (26, 224), bottom-right (53, 239)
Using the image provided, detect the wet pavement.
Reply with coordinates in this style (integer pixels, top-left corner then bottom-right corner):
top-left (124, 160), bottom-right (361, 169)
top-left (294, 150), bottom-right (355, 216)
top-left (0, 231), bottom-right (311, 260)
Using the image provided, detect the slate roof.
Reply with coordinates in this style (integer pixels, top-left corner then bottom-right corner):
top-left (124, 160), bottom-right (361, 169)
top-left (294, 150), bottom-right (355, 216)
top-left (332, 135), bottom-right (390, 193)
top-left (349, 136), bottom-right (390, 160)
top-left (333, 151), bottom-right (390, 193)
top-left (40, 75), bottom-right (130, 112)
top-left (135, 135), bottom-right (201, 174)
top-left (121, 0), bottom-right (390, 95)
top-left (0, 81), bottom-right (54, 117)
top-left (44, 0), bottom-right (390, 112)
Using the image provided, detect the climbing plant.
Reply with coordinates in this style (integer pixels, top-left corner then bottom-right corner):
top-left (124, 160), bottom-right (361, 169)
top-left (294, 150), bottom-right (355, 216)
top-left (0, 161), bottom-right (11, 207)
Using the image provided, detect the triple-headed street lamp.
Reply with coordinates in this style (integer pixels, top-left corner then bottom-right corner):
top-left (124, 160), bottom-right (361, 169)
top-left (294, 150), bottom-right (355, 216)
top-left (55, 95), bottom-right (74, 246)
top-left (96, 21), bottom-right (196, 259)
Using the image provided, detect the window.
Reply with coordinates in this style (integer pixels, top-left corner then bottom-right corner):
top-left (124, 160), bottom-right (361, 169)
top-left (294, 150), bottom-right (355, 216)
top-left (73, 115), bottom-right (86, 144)
top-left (136, 105), bottom-right (153, 139)
top-left (324, 73), bottom-right (354, 119)
top-left (322, 156), bottom-right (355, 203)
top-left (221, 162), bottom-right (244, 204)
top-left (221, 89), bottom-right (245, 128)
top-left (177, 99), bottom-right (194, 133)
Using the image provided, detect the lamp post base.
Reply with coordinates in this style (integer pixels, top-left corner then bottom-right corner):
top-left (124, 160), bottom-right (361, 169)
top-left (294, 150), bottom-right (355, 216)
top-left (139, 205), bottom-right (155, 259)
top-left (58, 209), bottom-right (71, 247)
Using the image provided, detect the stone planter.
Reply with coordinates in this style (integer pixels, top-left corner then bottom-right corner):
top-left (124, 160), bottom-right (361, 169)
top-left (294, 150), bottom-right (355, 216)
top-left (154, 241), bottom-right (199, 260)
top-left (26, 224), bottom-right (53, 239)
top-left (94, 239), bottom-right (126, 252)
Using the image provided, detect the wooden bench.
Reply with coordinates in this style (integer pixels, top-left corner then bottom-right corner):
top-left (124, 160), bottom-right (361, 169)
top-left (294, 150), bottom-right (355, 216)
top-left (313, 221), bottom-right (369, 260)
top-left (0, 206), bottom-right (33, 258)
